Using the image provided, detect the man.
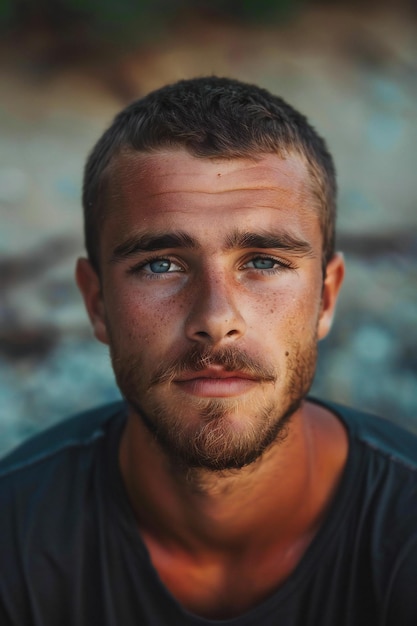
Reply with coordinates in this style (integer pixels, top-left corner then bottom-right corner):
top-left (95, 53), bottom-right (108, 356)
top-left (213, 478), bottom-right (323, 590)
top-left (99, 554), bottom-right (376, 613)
top-left (0, 77), bottom-right (416, 625)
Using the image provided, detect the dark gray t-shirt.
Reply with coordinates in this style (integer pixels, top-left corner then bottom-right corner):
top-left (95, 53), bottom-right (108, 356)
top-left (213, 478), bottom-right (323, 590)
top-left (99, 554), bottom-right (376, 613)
top-left (0, 399), bottom-right (416, 626)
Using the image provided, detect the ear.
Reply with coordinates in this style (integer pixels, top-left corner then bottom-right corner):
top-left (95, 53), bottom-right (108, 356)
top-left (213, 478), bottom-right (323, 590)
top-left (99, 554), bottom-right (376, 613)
top-left (75, 258), bottom-right (109, 345)
top-left (317, 253), bottom-right (345, 340)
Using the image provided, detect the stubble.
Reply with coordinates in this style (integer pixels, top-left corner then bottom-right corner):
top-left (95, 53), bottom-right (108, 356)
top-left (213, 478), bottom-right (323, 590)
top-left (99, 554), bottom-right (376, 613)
top-left (110, 339), bottom-right (318, 472)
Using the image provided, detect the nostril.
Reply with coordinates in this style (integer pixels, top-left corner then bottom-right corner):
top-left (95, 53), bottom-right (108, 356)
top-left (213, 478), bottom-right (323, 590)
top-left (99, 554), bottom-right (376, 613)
top-left (185, 302), bottom-right (246, 344)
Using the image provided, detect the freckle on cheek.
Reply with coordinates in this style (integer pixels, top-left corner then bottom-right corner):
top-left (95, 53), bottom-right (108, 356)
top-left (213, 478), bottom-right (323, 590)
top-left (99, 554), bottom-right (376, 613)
top-left (285, 351), bottom-right (289, 357)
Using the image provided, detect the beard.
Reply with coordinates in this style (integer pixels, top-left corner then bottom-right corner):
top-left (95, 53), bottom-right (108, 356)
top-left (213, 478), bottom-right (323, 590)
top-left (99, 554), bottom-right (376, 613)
top-left (110, 340), bottom-right (318, 472)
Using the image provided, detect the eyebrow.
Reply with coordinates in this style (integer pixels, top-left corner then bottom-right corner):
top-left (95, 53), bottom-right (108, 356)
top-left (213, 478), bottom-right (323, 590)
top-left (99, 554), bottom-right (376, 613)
top-left (225, 230), bottom-right (314, 256)
top-left (111, 232), bottom-right (199, 263)
top-left (110, 228), bottom-right (314, 263)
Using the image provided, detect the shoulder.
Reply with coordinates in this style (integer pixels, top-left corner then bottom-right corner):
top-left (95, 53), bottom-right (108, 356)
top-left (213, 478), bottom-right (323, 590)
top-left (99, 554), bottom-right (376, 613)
top-left (0, 400), bottom-right (126, 522)
top-left (321, 398), bottom-right (417, 528)
top-left (0, 402), bottom-right (126, 624)
top-left (313, 399), bottom-right (417, 623)
top-left (0, 401), bottom-right (126, 509)
top-left (0, 401), bottom-right (126, 477)
top-left (0, 400), bottom-right (126, 549)
top-left (310, 399), bottom-right (417, 553)
top-left (311, 398), bottom-right (417, 554)
top-left (312, 397), bottom-right (417, 472)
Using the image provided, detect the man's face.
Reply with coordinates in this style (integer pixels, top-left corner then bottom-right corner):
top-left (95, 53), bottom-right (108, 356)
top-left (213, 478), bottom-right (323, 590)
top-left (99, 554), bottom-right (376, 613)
top-left (77, 148), bottom-right (343, 471)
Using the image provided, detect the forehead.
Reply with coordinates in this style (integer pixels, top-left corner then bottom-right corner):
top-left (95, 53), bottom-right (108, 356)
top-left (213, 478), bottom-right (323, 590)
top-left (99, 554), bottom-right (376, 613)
top-left (110, 147), bottom-right (311, 190)
top-left (102, 148), bottom-right (320, 249)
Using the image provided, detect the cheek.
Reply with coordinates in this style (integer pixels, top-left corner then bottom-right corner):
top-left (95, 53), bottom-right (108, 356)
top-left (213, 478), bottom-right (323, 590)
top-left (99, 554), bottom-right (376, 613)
top-left (249, 281), bottom-right (321, 328)
top-left (105, 287), bottom-right (183, 349)
top-left (247, 289), bottom-right (322, 364)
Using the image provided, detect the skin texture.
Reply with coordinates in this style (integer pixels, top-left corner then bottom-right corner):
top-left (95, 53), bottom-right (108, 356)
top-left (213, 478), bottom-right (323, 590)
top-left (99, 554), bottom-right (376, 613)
top-left (76, 148), bottom-right (347, 619)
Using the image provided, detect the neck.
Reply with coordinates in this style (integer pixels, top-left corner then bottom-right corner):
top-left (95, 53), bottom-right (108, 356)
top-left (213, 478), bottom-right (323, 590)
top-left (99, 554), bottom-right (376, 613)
top-left (118, 400), bottom-right (348, 620)
top-left (118, 401), bottom-right (345, 554)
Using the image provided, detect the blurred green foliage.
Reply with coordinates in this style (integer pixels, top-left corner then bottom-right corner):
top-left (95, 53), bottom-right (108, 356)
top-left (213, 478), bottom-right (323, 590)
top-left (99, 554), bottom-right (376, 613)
top-left (0, 0), bottom-right (302, 38)
top-left (0, 0), bottom-right (14, 22)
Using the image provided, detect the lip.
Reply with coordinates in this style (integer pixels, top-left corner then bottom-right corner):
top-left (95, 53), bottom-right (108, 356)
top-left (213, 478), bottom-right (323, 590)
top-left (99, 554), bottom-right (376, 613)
top-left (174, 368), bottom-right (259, 397)
top-left (175, 367), bottom-right (258, 381)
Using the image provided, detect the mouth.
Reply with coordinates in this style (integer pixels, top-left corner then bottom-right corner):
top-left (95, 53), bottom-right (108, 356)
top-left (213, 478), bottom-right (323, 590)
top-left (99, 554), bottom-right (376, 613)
top-left (174, 367), bottom-right (261, 398)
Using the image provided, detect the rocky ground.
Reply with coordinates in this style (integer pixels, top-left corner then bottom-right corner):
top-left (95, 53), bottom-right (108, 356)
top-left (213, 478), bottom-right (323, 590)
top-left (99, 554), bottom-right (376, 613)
top-left (0, 5), bottom-right (416, 455)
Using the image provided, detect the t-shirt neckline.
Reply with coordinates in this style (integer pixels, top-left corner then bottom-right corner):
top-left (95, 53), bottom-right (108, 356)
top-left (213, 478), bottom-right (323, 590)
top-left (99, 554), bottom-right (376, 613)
top-left (105, 398), bottom-right (362, 624)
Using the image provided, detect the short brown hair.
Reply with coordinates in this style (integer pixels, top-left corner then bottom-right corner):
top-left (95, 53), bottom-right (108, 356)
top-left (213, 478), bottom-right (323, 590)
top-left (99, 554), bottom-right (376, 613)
top-left (83, 76), bottom-right (336, 272)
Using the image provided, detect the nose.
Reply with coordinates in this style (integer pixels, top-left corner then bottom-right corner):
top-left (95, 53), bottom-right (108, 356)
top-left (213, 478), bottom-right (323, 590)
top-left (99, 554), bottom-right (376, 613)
top-left (185, 272), bottom-right (246, 346)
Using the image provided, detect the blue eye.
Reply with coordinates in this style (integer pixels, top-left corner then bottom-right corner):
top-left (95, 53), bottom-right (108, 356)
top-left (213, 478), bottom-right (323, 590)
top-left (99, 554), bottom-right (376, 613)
top-left (148, 259), bottom-right (172, 273)
top-left (250, 257), bottom-right (277, 270)
top-left (127, 257), bottom-right (183, 278)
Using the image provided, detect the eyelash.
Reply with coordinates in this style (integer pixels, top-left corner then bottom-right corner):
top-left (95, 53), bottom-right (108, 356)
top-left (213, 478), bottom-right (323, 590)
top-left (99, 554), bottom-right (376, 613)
top-left (241, 254), bottom-right (295, 274)
top-left (127, 253), bottom-right (296, 278)
top-left (127, 255), bottom-right (184, 279)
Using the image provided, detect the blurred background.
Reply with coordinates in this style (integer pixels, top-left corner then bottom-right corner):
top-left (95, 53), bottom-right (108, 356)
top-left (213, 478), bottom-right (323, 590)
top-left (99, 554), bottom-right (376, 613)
top-left (0, 0), bottom-right (416, 456)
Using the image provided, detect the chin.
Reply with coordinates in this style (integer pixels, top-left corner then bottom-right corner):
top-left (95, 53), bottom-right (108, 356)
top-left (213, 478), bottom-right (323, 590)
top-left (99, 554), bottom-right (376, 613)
top-left (129, 394), bottom-right (297, 472)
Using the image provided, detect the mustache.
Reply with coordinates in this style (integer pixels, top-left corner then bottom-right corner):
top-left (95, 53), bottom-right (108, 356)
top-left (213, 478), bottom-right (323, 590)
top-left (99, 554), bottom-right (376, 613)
top-left (149, 345), bottom-right (277, 387)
